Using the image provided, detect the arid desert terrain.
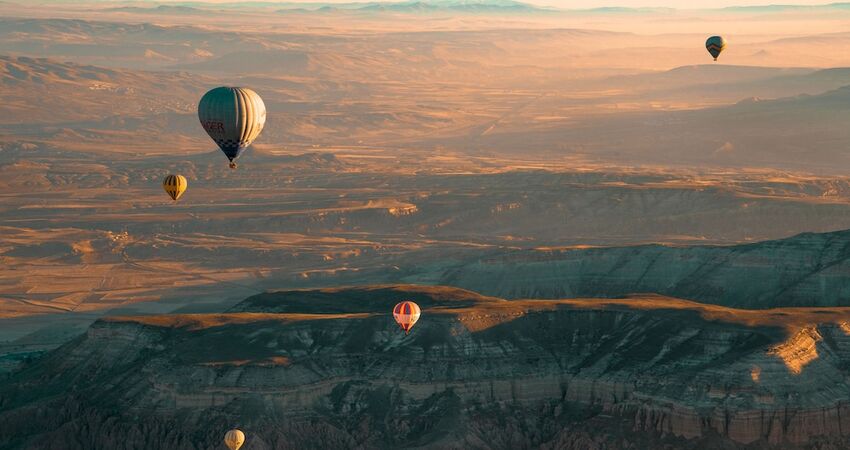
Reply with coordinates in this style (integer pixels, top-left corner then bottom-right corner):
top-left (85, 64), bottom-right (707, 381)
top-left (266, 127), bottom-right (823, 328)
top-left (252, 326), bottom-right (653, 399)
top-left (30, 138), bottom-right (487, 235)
top-left (1, 1), bottom-right (850, 448)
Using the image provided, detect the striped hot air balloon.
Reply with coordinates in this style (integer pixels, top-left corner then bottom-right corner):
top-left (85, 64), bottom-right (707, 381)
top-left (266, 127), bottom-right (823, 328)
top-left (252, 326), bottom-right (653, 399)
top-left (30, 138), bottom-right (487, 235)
top-left (393, 301), bottom-right (421, 335)
top-left (224, 429), bottom-right (245, 450)
top-left (706, 36), bottom-right (726, 61)
top-left (198, 87), bottom-right (266, 169)
top-left (162, 174), bottom-right (187, 201)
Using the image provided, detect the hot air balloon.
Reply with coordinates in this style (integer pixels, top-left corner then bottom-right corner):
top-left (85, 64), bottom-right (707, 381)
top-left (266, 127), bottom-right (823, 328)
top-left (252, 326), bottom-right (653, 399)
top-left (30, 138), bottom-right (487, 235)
top-left (224, 429), bottom-right (245, 450)
top-left (706, 36), bottom-right (726, 61)
top-left (392, 301), bottom-right (421, 335)
top-left (162, 174), bottom-right (187, 201)
top-left (198, 87), bottom-right (266, 169)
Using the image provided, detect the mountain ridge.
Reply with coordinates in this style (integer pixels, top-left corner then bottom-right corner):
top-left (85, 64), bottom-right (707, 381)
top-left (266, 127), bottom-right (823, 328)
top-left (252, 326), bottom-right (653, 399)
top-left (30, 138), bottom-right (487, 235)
top-left (434, 228), bottom-right (850, 308)
top-left (2, 285), bottom-right (849, 449)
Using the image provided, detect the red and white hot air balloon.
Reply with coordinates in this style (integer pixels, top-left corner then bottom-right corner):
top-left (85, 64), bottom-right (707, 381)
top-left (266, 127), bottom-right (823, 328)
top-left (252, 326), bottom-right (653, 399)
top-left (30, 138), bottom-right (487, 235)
top-left (392, 301), bottom-right (421, 335)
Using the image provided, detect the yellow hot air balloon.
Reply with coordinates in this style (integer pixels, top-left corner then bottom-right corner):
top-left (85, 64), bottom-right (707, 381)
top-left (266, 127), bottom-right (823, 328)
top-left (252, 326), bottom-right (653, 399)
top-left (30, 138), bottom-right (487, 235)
top-left (224, 429), bottom-right (245, 450)
top-left (198, 87), bottom-right (266, 169)
top-left (162, 175), bottom-right (187, 201)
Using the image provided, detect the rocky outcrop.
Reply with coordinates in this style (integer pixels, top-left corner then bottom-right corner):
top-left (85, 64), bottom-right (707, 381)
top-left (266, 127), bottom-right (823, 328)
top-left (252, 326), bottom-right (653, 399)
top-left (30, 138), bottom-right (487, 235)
top-left (426, 229), bottom-right (850, 309)
top-left (1, 286), bottom-right (849, 449)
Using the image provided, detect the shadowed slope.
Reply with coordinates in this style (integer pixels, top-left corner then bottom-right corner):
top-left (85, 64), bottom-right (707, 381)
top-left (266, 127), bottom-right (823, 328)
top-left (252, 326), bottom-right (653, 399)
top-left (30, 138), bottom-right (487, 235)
top-left (428, 229), bottom-right (850, 309)
top-left (228, 285), bottom-right (502, 314)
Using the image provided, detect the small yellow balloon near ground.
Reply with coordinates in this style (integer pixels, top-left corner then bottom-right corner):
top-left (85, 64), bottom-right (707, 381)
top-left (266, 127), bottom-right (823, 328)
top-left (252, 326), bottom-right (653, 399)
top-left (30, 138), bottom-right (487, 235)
top-left (224, 429), bottom-right (245, 450)
top-left (162, 174), bottom-right (187, 201)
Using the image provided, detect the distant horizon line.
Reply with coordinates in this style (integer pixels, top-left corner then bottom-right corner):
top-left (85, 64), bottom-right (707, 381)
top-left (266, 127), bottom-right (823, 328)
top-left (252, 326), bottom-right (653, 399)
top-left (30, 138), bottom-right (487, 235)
top-left (24, 0), bottom-right (850, 12)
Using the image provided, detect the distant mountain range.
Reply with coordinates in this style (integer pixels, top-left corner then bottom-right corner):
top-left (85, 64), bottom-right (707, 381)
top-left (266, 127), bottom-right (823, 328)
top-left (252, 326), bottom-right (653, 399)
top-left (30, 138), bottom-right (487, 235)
top-left (104, 4), bottom-right (202, 13)
top-left (52, 0), bottom-right (552, 13)
top-left (722, 2), bottom-right (850, 12)
top-left (276, 0), bottom-right (549, 13)
top-left (34, 1), bottom-right (850, 15)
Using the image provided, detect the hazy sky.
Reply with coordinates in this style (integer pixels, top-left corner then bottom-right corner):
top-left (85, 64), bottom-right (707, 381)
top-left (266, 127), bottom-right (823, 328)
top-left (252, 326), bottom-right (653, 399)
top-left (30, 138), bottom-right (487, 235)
top-left (301, 0), bottom-right (821, 5)
top-left (75, 0), bottom-right (839, 6)
top-left (556, 0), bottom-right (829, 6)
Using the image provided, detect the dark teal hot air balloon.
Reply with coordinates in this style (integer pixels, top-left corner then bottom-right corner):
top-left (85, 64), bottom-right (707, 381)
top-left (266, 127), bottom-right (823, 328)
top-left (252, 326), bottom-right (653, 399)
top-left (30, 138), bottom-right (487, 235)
top-left (706, 36), bottom-right (726, 61)
top-left (198, 87), bottom-right (266, 169)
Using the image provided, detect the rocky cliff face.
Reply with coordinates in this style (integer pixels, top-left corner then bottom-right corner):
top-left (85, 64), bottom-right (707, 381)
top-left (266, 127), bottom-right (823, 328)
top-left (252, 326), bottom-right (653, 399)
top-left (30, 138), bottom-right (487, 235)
top-left (410, 229), bottom-right (850, 309)
top-left (1, 286), bottom-right (849, 449)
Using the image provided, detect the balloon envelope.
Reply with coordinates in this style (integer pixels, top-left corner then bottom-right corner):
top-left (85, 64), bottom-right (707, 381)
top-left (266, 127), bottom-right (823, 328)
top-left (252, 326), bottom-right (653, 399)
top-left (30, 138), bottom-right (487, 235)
top-left (198, 87), bottom-right (266, 167)
top-left (393, 301), bottom-right (421, 334)
top-left (162, 174), bottom-right (187, 201)
top-left (706, 36), bottom-right (726, 61)
top-left (224, 429), bottom-right (245, 450)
